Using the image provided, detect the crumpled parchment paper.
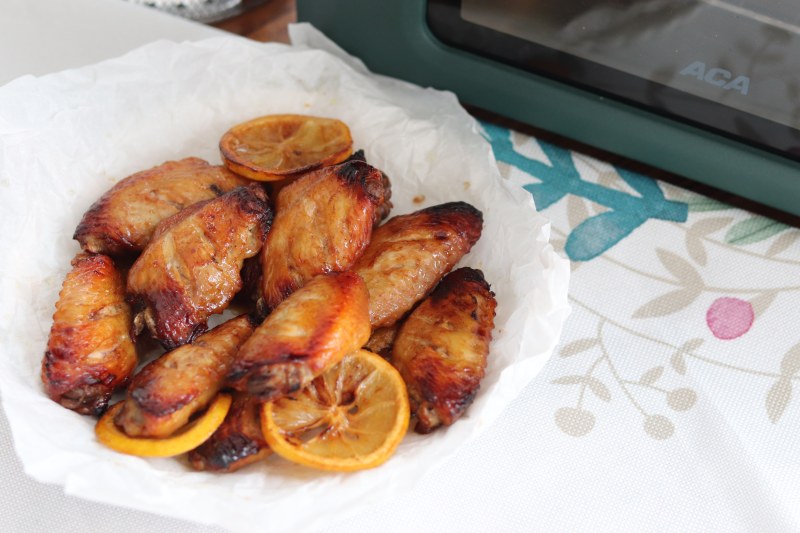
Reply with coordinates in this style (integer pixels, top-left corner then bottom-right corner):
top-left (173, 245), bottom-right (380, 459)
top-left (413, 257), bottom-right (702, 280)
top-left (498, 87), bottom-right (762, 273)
top-left (0, 24), bottom-right (570, 533)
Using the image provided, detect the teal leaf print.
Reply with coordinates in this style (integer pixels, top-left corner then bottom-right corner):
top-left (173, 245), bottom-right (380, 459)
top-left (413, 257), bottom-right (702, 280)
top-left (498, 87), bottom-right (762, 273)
top-left (565, 210), bottom-right (646, 261)
top-left (522, 182), bottom-right (568, 210)
top-left (481, 122), bottom-right (688, 261)
top-left (725, 217), bottom-right (788, 245)
top-left (617, 167), bottom-right (663, 199)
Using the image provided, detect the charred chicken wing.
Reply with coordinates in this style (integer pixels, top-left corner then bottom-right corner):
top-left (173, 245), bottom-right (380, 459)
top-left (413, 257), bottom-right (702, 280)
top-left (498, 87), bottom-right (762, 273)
top-left (74, 157), bottom-right (250, 256)
top-left (114, 315), bottom-right (255, 438)
top-left (127, 184), bottom-right (272, 349)
top-left (227, 271), bottom-right (371, 401)
top-left (188, 392), bottom-right (272, 472)
top-left (391, 267), bottom-right (496, 433)
top-left (41, 253), bottom-right (137, 415)
top-left (353, 202), bottom-right (482, 329)
top-left (259, 159), bottom-right (390, 312)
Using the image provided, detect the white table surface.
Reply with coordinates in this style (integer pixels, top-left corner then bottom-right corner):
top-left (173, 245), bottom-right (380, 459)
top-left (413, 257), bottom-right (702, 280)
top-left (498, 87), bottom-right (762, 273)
top-left (0, 0), bottom-right (224, 86)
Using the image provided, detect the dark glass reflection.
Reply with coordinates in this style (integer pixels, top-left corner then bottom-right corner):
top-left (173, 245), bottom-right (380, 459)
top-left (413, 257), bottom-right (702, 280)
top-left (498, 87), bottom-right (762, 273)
top-left (429, 0), bottom-right (800, 156)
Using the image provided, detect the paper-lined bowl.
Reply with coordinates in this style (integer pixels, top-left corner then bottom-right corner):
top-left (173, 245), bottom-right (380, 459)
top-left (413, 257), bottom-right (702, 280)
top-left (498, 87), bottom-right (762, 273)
top-left (0, 25), bottom-right (570, 533)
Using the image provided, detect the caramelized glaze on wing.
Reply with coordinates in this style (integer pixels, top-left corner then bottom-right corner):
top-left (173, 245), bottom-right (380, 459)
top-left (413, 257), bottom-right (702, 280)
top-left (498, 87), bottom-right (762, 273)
top-left (391, 268), bottom-right (496, 433)
top-left (74, 158), bottom-right (249, 256)
top-left (227, 272), bottom-right (371, 401)
top-left (363, 324), bottom-right (400, 361)
top-left (339, 149), bottom-right (393, 223)
top-left (115, 315), bottom-right (254, 438)
top-left (188, 392), bottom-right (271, 472)
top-left (259, 160), bottom-right (389, 312)
top-left (353, 202), bottom-right (482, 329)
top-left (127, 184), bottom-right (272, 349)
top-left (41, 253), bottom-right (136, 415)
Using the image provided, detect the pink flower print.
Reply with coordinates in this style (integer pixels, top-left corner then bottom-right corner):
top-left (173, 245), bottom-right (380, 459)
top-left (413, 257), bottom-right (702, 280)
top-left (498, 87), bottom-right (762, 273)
top-left (706, 297), bottom-right (754, 340)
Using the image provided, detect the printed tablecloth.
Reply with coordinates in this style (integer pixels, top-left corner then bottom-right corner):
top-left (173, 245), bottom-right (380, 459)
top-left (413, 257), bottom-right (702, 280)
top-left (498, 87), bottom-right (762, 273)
top-left (478, 123), bottom-right (800, 531)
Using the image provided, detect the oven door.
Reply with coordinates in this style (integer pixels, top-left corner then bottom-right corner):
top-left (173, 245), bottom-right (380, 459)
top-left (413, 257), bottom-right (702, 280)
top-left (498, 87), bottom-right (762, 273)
top-left (427, 0), bottom-right (800, 161)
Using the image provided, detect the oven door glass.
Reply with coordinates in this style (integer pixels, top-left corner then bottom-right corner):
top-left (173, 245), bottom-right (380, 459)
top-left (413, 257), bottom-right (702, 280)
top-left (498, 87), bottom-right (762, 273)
top-left (427, 0), bottom-right (800, 159)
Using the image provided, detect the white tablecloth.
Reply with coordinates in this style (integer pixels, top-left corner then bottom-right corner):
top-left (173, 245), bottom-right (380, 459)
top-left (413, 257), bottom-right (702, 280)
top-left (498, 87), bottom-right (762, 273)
top-left (3, 2), bottom-right (800, 532)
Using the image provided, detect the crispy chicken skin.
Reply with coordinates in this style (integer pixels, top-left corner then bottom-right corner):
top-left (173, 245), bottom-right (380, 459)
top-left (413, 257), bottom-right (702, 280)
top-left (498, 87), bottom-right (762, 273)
top-left (353, 202), bottom-right (482, 329)
top-left (363, 324), bottom-right (400, 361)
top-left (41, 253), bottom-right (137, 416)
top-left (74, 157), bottom-right (250, 256)
top-left (231, 255), bottom-right (262, 309)
top-left (259, 159), bottom-right (390, 313)
top-left (227, 272), bottom-right (371, 401)
top-left (127, 184), bottom-right (272, 349)
top-left (115, 315), bottom-right (255, 438)
top-left (391, 268), bottom-right (496, 433)
top-left (188, 393), bottom-right (271, 472)
top-left (338, 149), bottom-right (393, 223)
top-left (262, 149), bottom-right (392, 222)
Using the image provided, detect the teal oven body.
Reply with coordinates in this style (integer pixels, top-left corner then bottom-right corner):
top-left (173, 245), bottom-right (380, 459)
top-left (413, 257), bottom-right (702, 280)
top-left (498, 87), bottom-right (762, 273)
top-left (297, 0), bottom-right (800, 217)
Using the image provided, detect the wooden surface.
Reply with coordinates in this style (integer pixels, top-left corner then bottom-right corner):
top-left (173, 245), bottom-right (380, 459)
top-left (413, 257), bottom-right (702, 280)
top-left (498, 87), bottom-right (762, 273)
top-left (212, 0), bottom-right (296, 43)
top-left (211, 0), bottom-right (799, 227)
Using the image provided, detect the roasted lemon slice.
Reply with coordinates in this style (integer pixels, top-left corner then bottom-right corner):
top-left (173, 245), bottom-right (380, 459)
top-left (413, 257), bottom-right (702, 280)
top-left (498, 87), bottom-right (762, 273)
top-left (95, 393), bottom-right (232, 457)
top-left (261, 349), bottom-right (409, 471)
top-left (220, 114), bottom-right (353, 181)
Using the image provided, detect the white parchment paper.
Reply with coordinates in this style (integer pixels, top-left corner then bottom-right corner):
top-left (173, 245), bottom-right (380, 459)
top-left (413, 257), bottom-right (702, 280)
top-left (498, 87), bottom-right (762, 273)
top-left (0, 25), bottom-right (570, 533)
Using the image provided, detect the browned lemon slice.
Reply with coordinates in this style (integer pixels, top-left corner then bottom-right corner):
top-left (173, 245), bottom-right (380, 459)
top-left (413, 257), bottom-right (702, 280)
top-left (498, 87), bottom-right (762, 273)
top-left (220, 114), bottom-right (353, 181)
top-left (261, 350), bottom-right (409, 471)
top-left (95, 393), bottom-right (232, 457)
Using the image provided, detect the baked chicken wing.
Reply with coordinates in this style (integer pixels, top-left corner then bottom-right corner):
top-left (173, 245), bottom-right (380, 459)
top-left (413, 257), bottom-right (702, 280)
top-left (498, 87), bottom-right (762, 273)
top-left (188, 392), bottom-right (272, 472)
top-left (335, 149), bottom-right (393, 223)
top-left (127, 184), bottom-right (271, 349)
top-left (353, 201), bottom-right (482, 329)
top-left (259, 159), bottom-right (390, 312)
top-left (114, 315), bottom-right (255, 438)
top-left (74, 157), bottom-right (249, 256)
top-left (363, 324), bottom-right (400, 361)
top-left (391, 267), bottom-right (496, 433)
top-left (41, 253), bottom-right (137, 416)
top-left (227, 271), bottom-right (371, 401)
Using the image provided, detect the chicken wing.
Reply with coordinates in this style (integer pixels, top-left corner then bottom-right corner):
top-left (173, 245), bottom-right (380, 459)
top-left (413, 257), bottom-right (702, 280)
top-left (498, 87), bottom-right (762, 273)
top-left (329, 149), bottom-right (393, 223)
top-left (188, 392), bottom-right (271, 472)
top-left (41, 253), bottom-right (137, 416)
top-left (353, 202), bottom-right (482, 329)
top-left (74, 157), bottom-right (250, 256)
top-left (391, 267), bottom-right (496, 433)
top-left (114, 315), bottom-right (255, 438)
top-left (127, 183), bottom-right (271, 349)
top-left (227, 271), bottom-right (371, 401)
top-left (231, 255), bottom-right (263, 310)
top-left (259, 159), bottom-right (390, 312)
top-left (363, 324), bottom-right (400, 360)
